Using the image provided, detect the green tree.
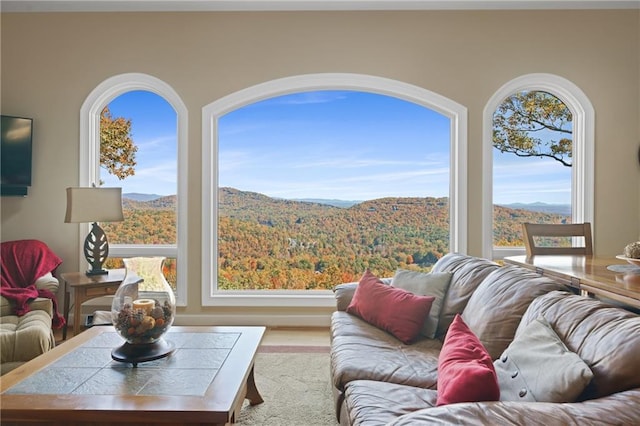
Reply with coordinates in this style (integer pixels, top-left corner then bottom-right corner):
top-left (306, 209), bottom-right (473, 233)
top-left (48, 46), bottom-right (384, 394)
top-left (493, 91), bottom-right (572, 167)
top-left (100, 106), bottom-right (137, 179)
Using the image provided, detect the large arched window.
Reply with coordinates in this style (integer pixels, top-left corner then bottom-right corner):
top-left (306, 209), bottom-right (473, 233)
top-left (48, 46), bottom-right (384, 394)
top-left (482, 73), bottom-right (594, 259)
top-left (80, 73), bottom-right (188, 305)
top-left (202, 73), bottom-right (468, 307)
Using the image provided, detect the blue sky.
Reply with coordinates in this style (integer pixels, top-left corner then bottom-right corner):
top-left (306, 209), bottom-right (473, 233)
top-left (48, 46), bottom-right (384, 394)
top-left (102, 90), bottom-right (571, 204)
top-left (101, 91), bottom-right (178, 194)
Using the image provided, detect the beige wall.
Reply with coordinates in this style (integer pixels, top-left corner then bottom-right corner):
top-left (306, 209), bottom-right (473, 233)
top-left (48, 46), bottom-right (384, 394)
top-left (2, 10), bottom-right (639, 321)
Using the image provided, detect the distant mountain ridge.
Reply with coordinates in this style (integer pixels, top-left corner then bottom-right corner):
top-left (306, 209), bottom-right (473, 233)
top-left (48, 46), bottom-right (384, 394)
top-left (499, 202), bottom-right (571, 216)
top-left (289, 198), bottom-right (362, 208)
top-left (124, 190), bottom-right (571, 216)
top-left (123, 192), bottom-right (164, 202)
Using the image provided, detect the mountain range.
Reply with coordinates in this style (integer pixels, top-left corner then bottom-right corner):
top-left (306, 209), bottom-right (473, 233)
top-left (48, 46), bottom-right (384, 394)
top-left (123, 192), bottom-right (570, 215)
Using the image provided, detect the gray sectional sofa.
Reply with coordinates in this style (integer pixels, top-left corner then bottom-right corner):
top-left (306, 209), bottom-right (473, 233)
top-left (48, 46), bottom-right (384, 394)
top-left (330, 253), bottom-right (640, 425)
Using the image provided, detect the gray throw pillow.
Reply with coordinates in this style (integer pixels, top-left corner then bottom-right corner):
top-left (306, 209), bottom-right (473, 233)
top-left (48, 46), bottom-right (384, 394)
top-left (494, 316), bottom-right (593, 403)
top-left (391, 270), bottom-right (452, 339)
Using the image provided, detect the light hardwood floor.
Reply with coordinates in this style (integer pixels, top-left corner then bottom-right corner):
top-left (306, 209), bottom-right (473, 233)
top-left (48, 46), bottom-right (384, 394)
top-left (56, 326), bottom-right (330, 347)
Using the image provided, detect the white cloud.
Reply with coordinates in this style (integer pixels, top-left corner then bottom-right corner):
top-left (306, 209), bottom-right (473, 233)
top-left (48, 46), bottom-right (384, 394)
top-left (258, 91), bottom-right (348, 106)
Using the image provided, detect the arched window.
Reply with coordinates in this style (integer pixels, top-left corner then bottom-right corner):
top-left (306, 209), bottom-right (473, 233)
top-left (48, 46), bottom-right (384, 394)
top-left (482, 73), bottom-right (594, 259)
top-left (202, 73), bottom-right (467, 307)
top-left (80, 73), bottom-right (188, 305)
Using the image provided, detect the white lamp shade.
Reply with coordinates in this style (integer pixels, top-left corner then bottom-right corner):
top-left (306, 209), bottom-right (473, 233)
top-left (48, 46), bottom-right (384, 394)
top-left (65, 187), bottom-right (124, 223)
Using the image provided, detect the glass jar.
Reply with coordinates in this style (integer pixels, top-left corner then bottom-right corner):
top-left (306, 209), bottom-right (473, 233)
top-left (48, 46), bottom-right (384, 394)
top-left (111, 257), bottom-right (176, 345)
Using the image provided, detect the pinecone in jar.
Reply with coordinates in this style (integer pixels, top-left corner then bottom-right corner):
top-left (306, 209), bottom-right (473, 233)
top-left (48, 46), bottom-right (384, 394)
top-left (623, 241), bottom-right (640, 259)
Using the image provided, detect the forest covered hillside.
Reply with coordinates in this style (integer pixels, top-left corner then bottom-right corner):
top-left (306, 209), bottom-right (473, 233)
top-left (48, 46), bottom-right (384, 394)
top-left (105, 188), bottom-right (569, 290)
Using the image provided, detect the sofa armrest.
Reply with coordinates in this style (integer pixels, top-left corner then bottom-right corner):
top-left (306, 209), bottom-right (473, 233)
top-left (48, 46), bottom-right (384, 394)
top-left (389, 389), bottom-right (640, 426)
top-left (333, 278), bottom-right (393, 311)
top-left (0, 273), bottom-right (59, 318)
top-left (333, 282), bottom-right (358, 311)
top-left (33, 272), bottom-right (60, 293)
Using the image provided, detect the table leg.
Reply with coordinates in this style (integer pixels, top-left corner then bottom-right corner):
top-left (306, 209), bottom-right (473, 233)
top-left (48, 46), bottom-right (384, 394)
top-left (62, 290), bottom-right (70, 340)
top-left (246, 365), bottom-right (264, 406)
top-left (73, 290), bottom-right (83, 337)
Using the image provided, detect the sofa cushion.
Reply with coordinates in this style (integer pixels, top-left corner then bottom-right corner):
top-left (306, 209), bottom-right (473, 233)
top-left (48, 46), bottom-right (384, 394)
top-left (0, 310), bottom-right (54, 365)
top-left (344, 380), bottom-right (437, 426)
top-left (461, 265), bottom-right (567, 360)
top-left (518, 290), bottom-right (640, 400)
top-left (391, 269), bottom-right (452, 339)
top-left (436, 314), bottom-right (499, 406)
top-left (495, 315), bottom-right (593, 403)
top-left (331, 311), bottom-right (442, 392)
top-left (431, 254), bottom-right (501, 339)
top-left (347, 270), bottom-right (435, 344)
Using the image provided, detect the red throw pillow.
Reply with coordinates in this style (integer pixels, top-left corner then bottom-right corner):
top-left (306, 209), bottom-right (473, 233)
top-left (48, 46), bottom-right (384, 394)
top-left (436, 314), bottom-right (500, 406)
top-left (346, 270), bottom-right (435, 344)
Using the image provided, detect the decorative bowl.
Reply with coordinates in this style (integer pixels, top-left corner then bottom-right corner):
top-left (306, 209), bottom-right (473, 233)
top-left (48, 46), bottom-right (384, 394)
top-left (110, 257), bottom-right (176, 365)
top-left (615, 255), bottom-right (640, 267)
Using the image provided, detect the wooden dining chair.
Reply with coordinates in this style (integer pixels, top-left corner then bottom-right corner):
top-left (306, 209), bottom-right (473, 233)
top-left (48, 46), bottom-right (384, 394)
top-left (521, 222), bottom-right (593, 257)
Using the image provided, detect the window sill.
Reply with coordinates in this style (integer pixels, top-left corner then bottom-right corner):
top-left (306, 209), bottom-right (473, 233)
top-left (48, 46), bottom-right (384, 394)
top-left (203, 290), bottom-right (336, 307)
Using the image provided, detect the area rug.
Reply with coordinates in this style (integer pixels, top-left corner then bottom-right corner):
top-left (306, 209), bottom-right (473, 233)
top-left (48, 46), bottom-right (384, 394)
top-left (237, 345), bottom-right (336, 425)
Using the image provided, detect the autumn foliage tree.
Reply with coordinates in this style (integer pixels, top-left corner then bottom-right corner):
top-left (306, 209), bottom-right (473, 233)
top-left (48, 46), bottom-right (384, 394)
top-left (493, 91), bottom-right (572, 167)
top-left (100, 106), bottom-right (137, 180)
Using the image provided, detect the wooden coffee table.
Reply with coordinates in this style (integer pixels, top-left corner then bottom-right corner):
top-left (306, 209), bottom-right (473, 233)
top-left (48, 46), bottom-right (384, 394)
top-left (0, 325), bottom-right (265, 425)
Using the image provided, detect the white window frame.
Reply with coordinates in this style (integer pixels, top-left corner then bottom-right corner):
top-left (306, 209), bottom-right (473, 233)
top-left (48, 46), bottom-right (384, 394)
top-left (482, 73), bottom-right (595, 260)
top-left (79, 73), bottom-right (188, 306)
top-left (202, 73), bottom-right (468, 307)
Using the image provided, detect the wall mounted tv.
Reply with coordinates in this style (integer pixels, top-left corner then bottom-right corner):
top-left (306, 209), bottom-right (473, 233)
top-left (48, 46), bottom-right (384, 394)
top-left (1, 115), bottom-right (33, 196)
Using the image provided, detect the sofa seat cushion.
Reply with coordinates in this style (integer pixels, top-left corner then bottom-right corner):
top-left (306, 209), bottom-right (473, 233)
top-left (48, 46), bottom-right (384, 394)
top-left (344, 380), bottom-right (437, 426)
top-left (331, 311), bottom-right (442, 391)
top-left (0, 309), bottom-right (54, 366)
top-left (518, 290), bottom-right (640, 400)
top-left (388, 389), bottom-right (640, 426)
top-left (461, 265), bottom-right (568, 360)
top-left (1, 296), bottom-right (54, 319)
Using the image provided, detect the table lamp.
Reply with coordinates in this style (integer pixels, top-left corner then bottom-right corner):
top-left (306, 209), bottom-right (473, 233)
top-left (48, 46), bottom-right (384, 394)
top-left (65, 186), bottom-right (124, 275)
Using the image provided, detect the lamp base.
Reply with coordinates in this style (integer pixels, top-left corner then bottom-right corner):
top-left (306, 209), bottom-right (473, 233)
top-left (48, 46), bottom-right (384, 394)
top-left (84, 222), bottom-right (110, 277)
top-left (111, 338), bottom-right (175, 367)
top-left (86, 268), bottom-right (109, 276)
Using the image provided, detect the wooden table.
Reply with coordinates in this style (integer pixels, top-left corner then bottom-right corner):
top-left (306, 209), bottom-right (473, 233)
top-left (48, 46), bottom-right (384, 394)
top-left (0, 325), bottom-right (265, 426)
top-left (60, 269), bottom-right (125, 339)
top-left (504, 255), bottom-right (640, 309)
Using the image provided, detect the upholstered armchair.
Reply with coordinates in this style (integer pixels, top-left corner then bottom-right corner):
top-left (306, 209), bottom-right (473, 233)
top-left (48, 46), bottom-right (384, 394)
top-left (0, 240), bottom-right (64, 375)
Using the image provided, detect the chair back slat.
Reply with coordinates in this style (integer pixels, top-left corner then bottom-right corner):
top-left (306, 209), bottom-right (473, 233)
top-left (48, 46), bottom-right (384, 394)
top-left (522, 222), bottom-right (593, 257)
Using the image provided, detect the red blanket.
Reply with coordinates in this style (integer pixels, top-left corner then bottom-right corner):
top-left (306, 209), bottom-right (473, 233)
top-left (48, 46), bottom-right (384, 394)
top-left (1, 239), bottom-right (65, 329)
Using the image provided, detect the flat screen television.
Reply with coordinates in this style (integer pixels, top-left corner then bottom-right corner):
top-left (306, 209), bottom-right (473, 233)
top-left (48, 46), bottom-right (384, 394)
top-left (1, 115), bottom-right (33, 196)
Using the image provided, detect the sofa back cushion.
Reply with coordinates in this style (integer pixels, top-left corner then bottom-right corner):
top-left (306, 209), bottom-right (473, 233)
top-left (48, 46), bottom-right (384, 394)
top-left (518, 291), bottom-right (640, 400)
top-left (431, 254), bottom-right (501, 339)
top-left (461, 265), bottom-right (567, 360)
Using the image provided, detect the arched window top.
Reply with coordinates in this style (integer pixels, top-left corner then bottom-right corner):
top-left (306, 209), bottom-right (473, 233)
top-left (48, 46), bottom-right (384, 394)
top-left (80, 73), bottom-right (188, 186)
top-left (484, 73), bottom-right (594, 122)
top-left (81, 73), bottom-right (187, 116)
top-left (203, 73), bottom-right (465, 121)
top-left (482, 73), bottom-right (595, 259)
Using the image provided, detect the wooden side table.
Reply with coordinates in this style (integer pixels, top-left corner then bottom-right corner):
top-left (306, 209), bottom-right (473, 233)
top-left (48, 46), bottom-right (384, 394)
top-left (60, 269), bottom-right (125, 340)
